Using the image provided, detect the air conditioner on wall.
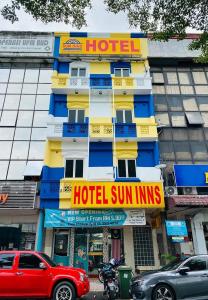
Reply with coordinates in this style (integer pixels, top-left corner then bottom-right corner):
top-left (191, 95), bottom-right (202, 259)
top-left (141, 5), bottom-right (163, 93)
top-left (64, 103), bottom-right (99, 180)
top-left (182, 187), bottom-right (197, 195)
top-left (165, 186), bottom-right (178, 196)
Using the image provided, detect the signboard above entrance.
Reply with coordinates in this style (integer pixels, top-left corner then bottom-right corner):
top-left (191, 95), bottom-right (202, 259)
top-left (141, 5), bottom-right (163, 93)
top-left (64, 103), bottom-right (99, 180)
top-left (60, 37), bottom-right (141, 55)
top-left (44, 209), bottom-right (146, 228)
top-left (70, 181), bottom-right (164, 209)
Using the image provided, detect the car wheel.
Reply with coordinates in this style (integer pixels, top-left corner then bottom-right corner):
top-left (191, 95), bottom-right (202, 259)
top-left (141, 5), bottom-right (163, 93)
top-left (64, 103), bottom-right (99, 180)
top-left (152, 284), bottom-right (175, 300)
top-left (53, 281), bottom-right (76, 300)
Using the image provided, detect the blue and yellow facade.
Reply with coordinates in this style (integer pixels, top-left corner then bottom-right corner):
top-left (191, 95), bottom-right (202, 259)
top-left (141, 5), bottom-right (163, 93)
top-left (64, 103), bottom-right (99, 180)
top-left (40, 32), bottom-right (164, 271)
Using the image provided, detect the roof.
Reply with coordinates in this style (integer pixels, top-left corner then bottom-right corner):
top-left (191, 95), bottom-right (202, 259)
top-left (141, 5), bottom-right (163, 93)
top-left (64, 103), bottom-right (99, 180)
top-left (169, 196), bottom-right (208, 208)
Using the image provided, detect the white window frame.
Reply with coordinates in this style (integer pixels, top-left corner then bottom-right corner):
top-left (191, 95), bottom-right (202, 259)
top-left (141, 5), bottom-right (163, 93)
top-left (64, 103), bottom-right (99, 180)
top-left (65, 158), bottom-right (84, 178)
top-left (71, 67), bottom-right (87, 77)
top-left (114, 68), bottom-right (130, 77)
top-left (68, 109), bottom-right (85, 123)
top-left (116, 109), bottom-right (133, 123)
top-left (118, 159), bottom-right (136, 178)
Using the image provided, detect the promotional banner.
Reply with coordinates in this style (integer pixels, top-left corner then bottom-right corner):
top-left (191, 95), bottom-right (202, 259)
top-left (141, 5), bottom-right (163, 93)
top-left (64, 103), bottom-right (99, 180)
top-left (60, 37), bottom-right (141, 55)
top-left (44, 209), bottom-right (146, 228)
top-left (70, 181), bottom-right (164, 209)
top-left (166, 221), bottom-right (188, 236)
top-left (174, 164), bottom-right (208, 187)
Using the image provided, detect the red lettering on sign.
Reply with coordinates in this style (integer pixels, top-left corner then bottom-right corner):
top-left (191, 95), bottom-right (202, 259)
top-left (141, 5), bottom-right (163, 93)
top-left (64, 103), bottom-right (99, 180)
top-left (155, 186), bottom-right (161, 204)
top-left (139, 186), bottom-right (147, 204)
top-left (89, 186), bottom-right (95, 204)
top-left (126, 186), bottom-right (132, 204)
top-left (103, 186), bottom-right (108, 204)
top-left (120, 40), bottom-right (129, 52)
top-left (82, 186), bottom-right (88, 204)
top-left (111, 186), bottom-right (117, 204)
top-left (147, 186), bottom-right (154, 204)
top-left (118, 186), bottom-right (124, 204)
top-left (131, 40), bottom-right (139, 53)
top-left (98, 40), bottom-right (108, 52)
top-left (74, 187), bottom-right (80, 204)
top-left (109, 40), bottom-right (119, 51)
top-left (86, 40), bottom-right (96, 51)
top-left (96, 186), bottom-right (102, 204)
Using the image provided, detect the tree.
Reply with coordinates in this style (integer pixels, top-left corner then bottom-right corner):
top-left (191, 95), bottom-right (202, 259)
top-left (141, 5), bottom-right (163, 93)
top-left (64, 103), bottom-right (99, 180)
top-left (1, 0), bottom-right (208, 62)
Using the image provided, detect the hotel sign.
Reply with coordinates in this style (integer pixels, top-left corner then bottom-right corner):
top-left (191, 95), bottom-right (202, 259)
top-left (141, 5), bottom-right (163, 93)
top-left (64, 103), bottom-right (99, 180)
top-left (70, 181), bottom-right (164, 209)
top-left (60, 37), bottom-right (141, 55)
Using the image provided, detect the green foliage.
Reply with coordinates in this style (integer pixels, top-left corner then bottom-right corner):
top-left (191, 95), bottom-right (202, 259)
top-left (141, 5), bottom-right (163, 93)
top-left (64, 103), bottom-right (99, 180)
top-left (161, 253), bottom-right (177, 263)
top-left (1, 0), bottom-right (208, 62)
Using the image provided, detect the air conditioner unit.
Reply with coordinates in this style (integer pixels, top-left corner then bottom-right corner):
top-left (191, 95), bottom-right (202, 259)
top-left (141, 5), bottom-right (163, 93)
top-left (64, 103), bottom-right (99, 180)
top-left (165, 186), bottom-right (178, 196)
top-left (182, 187), bottom-right (197, 195)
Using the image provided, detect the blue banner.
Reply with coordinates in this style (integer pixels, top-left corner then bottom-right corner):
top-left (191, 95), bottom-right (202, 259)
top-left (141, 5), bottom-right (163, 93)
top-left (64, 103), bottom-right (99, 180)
top-left (166, 220), bottom-right (188, 236)
top-left (44, 209), bottom-right (146, 228)
top-left (174, 164), bottom-right (208, 187)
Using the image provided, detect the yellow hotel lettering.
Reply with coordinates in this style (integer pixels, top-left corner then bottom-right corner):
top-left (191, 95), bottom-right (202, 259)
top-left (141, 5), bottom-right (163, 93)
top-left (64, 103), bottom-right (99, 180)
top-left (205, 172), bottom-right (208, 184)
top-left (70, 181), bottom-right (164, 209)
top-left (60, 37), bottom-right (141, 55)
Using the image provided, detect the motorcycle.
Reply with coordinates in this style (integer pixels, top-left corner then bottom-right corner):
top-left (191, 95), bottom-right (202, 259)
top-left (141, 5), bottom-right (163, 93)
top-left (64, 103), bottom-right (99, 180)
top-left (101, 262), bottom-right (119, 300)
top-left (98, 256), bottom-right (125, 283)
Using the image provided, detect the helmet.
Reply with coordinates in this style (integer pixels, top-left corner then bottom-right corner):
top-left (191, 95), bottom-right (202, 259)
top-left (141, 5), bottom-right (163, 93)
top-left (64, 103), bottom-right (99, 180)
top-left (109, 258), bottom-right (116, 266)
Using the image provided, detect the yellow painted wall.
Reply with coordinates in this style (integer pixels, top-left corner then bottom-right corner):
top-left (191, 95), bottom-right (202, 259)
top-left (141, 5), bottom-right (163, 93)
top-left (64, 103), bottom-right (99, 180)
top-left (44, 141), bottom-right (64, 167)
top-left (67, 95), bottom-right (89, 115)
top-left (114, 95), bottom-right (134, 110)
top-left (90, 62), bottom-right (111, 74)
top-left (114, 142), bottom-right (138, 160)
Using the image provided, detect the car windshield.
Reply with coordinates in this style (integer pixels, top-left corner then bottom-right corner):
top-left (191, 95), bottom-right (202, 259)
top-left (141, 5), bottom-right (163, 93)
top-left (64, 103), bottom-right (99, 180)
top-left (39, 253), bottom-right (57, 267)
top-left (160, 258), bottom-right (186, 271)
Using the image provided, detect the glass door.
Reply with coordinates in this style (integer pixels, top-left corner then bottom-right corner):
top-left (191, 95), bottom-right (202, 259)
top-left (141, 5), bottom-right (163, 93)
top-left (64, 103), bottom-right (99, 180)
top-left (74, 229), bottom-right (88, 272)
top-left (53, 230), bottom-right (70, 266)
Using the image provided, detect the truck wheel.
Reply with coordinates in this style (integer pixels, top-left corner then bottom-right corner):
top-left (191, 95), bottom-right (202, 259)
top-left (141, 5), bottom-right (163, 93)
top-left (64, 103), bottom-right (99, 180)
top-left (53, 281), bottom-right (76, 300)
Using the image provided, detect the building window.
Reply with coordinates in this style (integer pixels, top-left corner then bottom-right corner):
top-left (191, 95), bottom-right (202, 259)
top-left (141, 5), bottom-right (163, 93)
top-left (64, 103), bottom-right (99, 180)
top-left (133, 226), bottom-right (155, 266)
top-left (114, 68), bottom-right (130, 77)
top-left (185, 112), bottom-right (204, 126)
top-left (118, 159), bottom-right (136, 178)
top-left (71, 68), bottom-right (86, 77)
top-left (65, 159), bottom-right (84, 178)
top-left (68, 109), bottom-right (85, 123)
top-left (116, 110), bottom-right (132, 123)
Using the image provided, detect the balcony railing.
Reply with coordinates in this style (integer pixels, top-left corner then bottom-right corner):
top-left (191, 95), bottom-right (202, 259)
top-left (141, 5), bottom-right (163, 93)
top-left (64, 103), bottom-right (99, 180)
top-left (115, 124), bottom-right (137, 138)
top-left (90, 124), bottom-right (113, 139)
top-left (63, 123), bottom-right (88, 138)
top-left (52, 74), bottom-right (152, 94)
top-left (137, 124), bottom-right (158, 140)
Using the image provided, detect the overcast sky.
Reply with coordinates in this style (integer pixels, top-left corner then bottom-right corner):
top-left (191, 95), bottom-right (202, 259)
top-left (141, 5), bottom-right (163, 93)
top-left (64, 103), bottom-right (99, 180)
top-left (0, 0), bottom-right (132, 32)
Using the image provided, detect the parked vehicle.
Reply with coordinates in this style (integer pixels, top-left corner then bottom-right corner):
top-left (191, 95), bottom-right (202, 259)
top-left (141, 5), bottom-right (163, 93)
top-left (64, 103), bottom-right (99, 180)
top-left (130, 254), bottom-right (208, 300)
top-left (0, 250), bottom-right (89, 300)
top-left (101, 262), bottom-right (119, 300)
top-left (98, 256), bottom-right (125, 283)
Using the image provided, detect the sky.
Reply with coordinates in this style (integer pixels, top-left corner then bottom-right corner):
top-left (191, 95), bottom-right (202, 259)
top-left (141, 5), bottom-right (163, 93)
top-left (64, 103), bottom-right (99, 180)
top-left (0, 0), bottom-right (132, 32)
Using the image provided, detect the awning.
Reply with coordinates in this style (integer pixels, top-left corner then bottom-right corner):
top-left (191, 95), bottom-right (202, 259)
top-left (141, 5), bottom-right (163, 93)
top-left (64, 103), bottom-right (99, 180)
top-left (169, 196), bottom-right (208, 208)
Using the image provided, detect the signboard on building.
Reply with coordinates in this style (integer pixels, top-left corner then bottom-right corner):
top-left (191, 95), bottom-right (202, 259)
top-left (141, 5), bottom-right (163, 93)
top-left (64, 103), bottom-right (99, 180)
top-left (174, 164), bottom-right (208, 187)
top-left (44, 209), bottom-right (146, 228)
top-left (69, 181), bottom-right (164, 209)
top-left (166, 221), bottom-right (188, 236)
top-left (60, 37), bottom-right (141, 55)
top-left (0, 35), bottom-right (53, 53)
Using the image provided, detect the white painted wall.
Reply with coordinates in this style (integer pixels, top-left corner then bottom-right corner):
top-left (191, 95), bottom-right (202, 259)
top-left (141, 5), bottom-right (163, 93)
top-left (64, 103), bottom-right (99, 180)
top-left (136, 167), bottom-right (161, 182)
top-left (191, 211), bottom-right (208, 255)
top-left (90, 94), bottom-right (112, 118)
top-left (88, 167), bottom-right (114, 181)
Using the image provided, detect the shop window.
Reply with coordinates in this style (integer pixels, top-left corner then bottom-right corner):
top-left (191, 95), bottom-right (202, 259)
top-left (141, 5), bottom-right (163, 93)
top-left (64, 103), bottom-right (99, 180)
top-left (19, 253), bottom-right (42, 269)
top-left (68, 109), bottom-right (85, 123)
top-left (118, 159), bottom-right (136, 178)
top-left (0, 253), bottom-right (15, 269)
top-left (116, 110), bottom-right (132, 123)
top-left (185, 112), bottom-right (204, 126)
top-left (114, 68), bottom-right (130, 77)
top-left (71, 68), bottom-right (86, 77)
top-left (65, 159), bottom-right (83, 178)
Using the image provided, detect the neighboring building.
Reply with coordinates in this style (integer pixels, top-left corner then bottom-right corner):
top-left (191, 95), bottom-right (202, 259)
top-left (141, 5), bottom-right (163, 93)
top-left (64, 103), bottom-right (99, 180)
top-left (0, 31), bottom-right (53, 250)
top-left (40, 32), bottom-right (165, 272)
top-left (149, 35), bottom-right (208, 256)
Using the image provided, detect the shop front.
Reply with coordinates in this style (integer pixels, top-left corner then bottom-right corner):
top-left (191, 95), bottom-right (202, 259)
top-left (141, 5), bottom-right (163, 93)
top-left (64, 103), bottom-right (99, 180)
top-left (42, 181), bottom-right (165, 272)
top-left (0, 181), bottom-right (39, 251)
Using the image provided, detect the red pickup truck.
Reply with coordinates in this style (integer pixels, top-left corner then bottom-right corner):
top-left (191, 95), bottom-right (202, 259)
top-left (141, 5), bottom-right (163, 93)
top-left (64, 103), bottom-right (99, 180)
top-left (0, 250), bottom-right (90, 300)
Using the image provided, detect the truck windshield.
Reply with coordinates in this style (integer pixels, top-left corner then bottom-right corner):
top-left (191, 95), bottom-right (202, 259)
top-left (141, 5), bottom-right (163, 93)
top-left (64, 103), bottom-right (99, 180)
top-left (39, 253), bottom-right (57, 267)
